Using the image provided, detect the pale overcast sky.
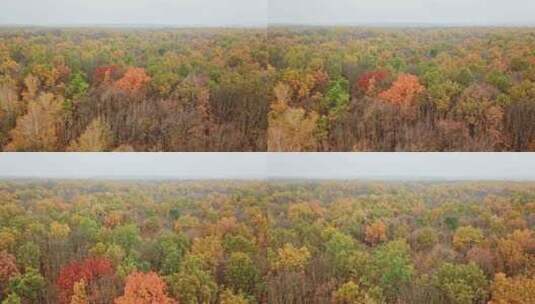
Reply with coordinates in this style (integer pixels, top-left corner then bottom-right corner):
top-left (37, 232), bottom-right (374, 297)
top-left (0, 153), bottom-right (534, 180)
top-left (269, 0), bottom-right (535, 25)
top-left (1, 0), bottom-right (534, 26)
top-left (0, 0), bottom-right (268, 26)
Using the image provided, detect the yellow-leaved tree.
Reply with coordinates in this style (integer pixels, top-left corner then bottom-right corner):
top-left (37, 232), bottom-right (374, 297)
top-left (268, 83), bottom-right (318, 152)
top-left (5, 93), bottom-right (63, 151)
top-left (68, 118), bottom-right (112, 152)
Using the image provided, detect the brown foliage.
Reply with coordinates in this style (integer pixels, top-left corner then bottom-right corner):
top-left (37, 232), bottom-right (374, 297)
top-left (466, 247), bottom-right (495, 276)
top-left (365, 220), bottom-right (387, 246)
top-left (0, 250), bottom-right (19, 285)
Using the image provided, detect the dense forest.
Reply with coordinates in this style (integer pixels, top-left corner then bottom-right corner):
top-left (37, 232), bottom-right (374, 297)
top-left (0, 28), bottom-right (271, 151)
top-left (0, 179), bottom-right (533, 303)
top-left (1, 27), bottom-right (535, 151)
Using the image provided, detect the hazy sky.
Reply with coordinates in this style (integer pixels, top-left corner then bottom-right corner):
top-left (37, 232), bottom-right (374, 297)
top-left (1, 0), bottom-right (534, 26)
top-left (0, 0), bottom-right (268, 26)
top-left (269, 0), bottom-right (535, 25)
top-left (1, 153), bottom-right (534, 180)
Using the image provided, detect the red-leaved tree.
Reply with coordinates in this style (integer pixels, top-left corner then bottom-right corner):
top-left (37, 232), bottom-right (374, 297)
top-left (357, 70), bottom-right (389, 94)
top-left (93, 65), bottom-right (122, 85)
top-left (56, 257), bottom-right (114, 304)
top-left (0, 250), bottom-right (19, 289)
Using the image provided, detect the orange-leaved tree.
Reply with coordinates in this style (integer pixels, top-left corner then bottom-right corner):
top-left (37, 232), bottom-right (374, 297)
top-left (365, 220), bottom-right (388, 246)
top-left (489, 273), bottom-right (535, 304)
top-left (115, 271), bottom-right (176, 304)
top-left (114, 67), bottom-right (151, 94)
top-left (378, 74), bottom-right (424, 105)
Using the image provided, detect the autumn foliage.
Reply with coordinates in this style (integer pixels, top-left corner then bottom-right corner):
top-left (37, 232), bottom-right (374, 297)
top-left (357, 70), bottom-right (389, 94)
top-left (267, 83), bottom-right (319, 151)
top-left (0, 28), bottom-right (534, 151)
top-left (5, 93), bottom-right (63, 151)
top-left (93, 65), bottom-right (122, 85)
top-left (365, 221), bottom-right (388, 246)
top-left (378, 74), bottom-right (424, 105)
top-left (57, 257), bottom-right (114, 304)
top-left (70, 279), bottom-right (88, 304)
top-left (114, 68), bottom-right (151, 94)
top-left (114, 271), bottom-right (176, 304)
top-left (68, 118), bottom-right (112, 152)
top-left (489, 273), bottom-right (535, 304)
top-left (0, 250), bottom-right (19, 285)
top-left (0, 180), bottom-right (534, 303)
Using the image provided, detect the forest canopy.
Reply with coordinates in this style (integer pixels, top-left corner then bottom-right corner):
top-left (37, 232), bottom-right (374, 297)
top-left (1, 27), bottom-right (535, 151)
top-left (0, 179), bottom-right (533, 303)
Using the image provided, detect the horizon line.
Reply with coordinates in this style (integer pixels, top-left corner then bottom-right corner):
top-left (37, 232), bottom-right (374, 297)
top-left (1, 176), bottom-right (534, 182)
top-left (1, 22), bottom-right (535, 29)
